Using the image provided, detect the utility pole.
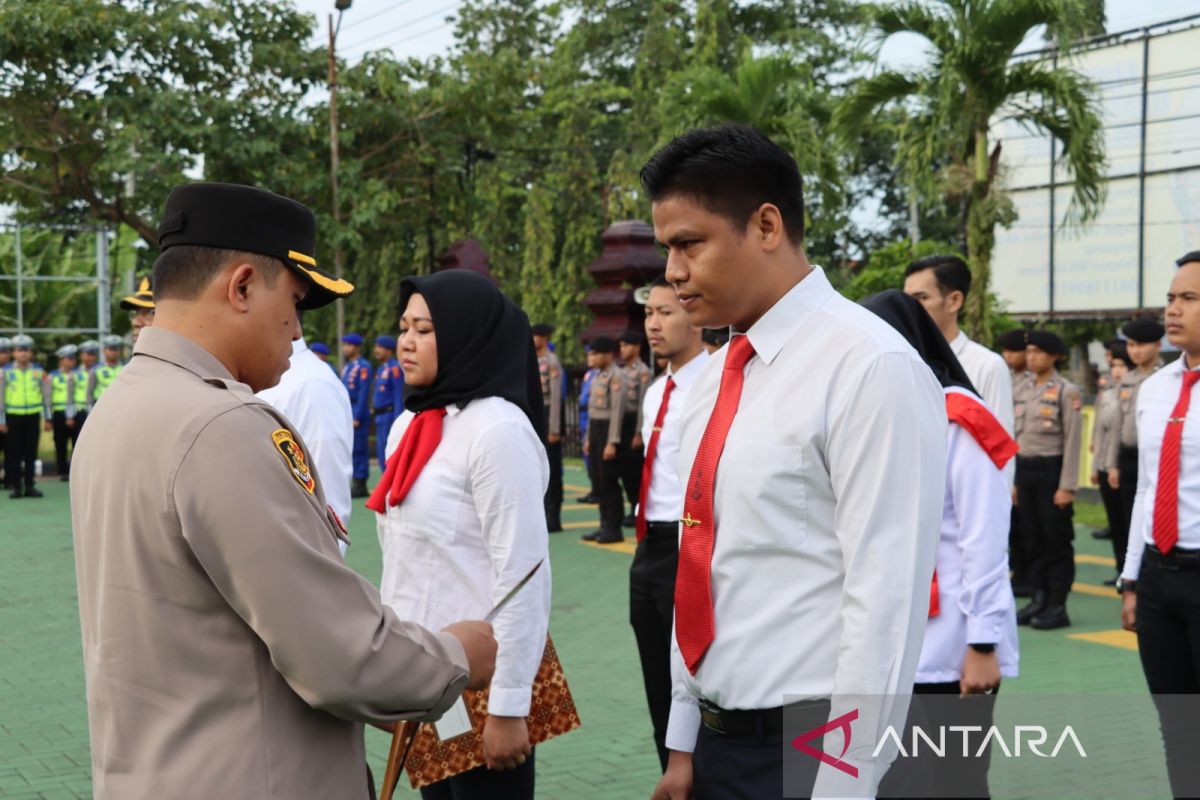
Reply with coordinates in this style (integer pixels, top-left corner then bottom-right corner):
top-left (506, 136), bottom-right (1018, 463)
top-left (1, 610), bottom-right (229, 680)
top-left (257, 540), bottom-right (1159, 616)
top-left (328, 2), bottom-right (351, 367)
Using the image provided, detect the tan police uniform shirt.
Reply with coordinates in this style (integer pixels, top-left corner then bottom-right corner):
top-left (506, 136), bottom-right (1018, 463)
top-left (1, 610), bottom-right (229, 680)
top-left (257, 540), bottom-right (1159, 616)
top-left (1013, 370), bottom-right (1082, 491)
top-left (587, 363), bottom-right (627, 445)
top-left (70, 327), bottom-right (469, 800)
top-left (538, 350), bottom-right (563, 438)
top-left (1092, 381), bottom-right (1121, 473)
top-left (623, 359), bottom-right (653, 432)
top-left (1104, 364), bottom-right (1161, 467)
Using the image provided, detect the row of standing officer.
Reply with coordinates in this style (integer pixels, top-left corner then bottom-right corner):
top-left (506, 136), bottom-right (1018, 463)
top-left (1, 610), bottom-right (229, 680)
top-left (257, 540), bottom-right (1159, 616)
top-left (339, 332), bottom-right (405, 498)
top-left (0, 278), bottom-right (155, 494)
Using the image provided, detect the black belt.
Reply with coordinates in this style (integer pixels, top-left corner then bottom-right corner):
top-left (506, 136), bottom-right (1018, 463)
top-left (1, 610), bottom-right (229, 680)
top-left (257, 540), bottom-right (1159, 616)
top-left (1119, 445), bottom-right (1139, 457)
top-left (698, 698), bottom-right (826, 737)
top-left (645, 521), bottom-right (677, 536)
top-left (375, 406), bottom-right (393, 415)
top-left (1144, 544), bottom-right (1200, 571)
top-left (1017, 455), bottom-right (1064, 465)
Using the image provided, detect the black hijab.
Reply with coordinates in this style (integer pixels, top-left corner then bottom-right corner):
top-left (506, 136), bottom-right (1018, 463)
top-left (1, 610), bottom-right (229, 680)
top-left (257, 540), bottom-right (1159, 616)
top-left (860, 289), bottom-right (978, 395)
top-left (399, 269), bottom-right (546, 440)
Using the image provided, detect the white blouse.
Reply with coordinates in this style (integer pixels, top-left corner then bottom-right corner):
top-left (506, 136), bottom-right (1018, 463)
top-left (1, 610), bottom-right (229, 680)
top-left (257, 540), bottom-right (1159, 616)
top-left (918, 389), bottom-right (1019, 684)
top-left (375, 396), bottom-right (551, 717)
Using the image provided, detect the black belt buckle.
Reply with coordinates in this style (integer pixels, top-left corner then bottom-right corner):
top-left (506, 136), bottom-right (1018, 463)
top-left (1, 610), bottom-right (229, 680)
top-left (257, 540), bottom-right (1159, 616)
top-left (698, 700), bottom-right (726, 734)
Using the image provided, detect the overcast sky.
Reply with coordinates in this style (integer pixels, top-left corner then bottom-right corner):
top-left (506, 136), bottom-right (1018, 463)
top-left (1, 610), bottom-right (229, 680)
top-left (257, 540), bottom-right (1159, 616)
top-left (293, 0), bottom-right (1200, 68)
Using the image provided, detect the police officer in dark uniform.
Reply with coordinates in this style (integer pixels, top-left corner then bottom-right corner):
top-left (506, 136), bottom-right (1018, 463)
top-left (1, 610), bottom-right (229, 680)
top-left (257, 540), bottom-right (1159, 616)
top-left (1013, 331), bottom-right (1082, 629)
top-left (371, 335), bottom-right (403, 472)
top-left (533, 324), bottom-right (565, 532)
top-left (618, 330), bottom-right (652, 527)
top-left (582, 336), bottom-right (628, 543)
top-left (340, 333), bottom-right (373, 497)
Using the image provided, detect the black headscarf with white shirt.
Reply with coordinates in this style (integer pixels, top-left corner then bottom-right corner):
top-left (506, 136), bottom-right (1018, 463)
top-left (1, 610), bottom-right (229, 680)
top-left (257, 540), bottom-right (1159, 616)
top-left (861, 289), bottom-right (978, 395)
top-left (399, 269), bottom-right (546, 440)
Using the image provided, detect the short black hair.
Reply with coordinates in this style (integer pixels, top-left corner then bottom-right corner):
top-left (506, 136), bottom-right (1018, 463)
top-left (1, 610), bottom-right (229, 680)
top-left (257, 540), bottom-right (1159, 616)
top-left (153, 245), bottom-right (282, 301)
top-left (702, 327), bottom-right (730, 347)
top-left (640, 124), bottom-right (805, 245)
top-left (650, 275), bottom-right (671, 289)
top-left (1177, 251), bottom-right (1200, 268)
top-left (904, 255), bottom-right (971, 299)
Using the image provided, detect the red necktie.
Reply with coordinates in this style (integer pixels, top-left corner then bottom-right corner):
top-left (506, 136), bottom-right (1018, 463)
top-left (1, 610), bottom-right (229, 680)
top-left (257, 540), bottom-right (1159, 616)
top-left (365, 408), bottom-right (447, 513)
top-left (1152, 371), bottom-right (1200, 553)
top-left (636, 377), bottom-right (676, 542)
top-left (675, 336), bottom-right (756, 674)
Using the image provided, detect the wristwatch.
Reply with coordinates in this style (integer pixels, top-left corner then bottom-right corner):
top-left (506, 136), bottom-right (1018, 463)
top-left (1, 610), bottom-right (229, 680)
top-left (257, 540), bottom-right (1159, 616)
top-left (969, 643), bottom-right (996, 654)
top-left (1117, 578), bottom-right (1137, 595)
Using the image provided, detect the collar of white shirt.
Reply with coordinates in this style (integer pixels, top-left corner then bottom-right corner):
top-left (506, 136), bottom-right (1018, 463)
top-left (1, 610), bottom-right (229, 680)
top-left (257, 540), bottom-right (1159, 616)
top-left (736, 266), bottom-right (835, 366)
top-left (666, 349), bottom-right (709, 386)
top-left (292, 339), bottom-right (310, 356)
top-left (950, 331), bottom-right (969, 357)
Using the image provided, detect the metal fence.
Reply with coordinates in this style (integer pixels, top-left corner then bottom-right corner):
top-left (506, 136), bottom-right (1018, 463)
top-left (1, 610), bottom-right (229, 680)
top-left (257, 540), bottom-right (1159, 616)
top-left (0, 223), bottom-right (114, 337)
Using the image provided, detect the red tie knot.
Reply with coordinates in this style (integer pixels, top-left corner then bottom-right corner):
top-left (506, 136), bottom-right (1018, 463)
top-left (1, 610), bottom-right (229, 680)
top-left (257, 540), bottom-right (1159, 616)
top-left (725, 335), bottom-right (756, 372)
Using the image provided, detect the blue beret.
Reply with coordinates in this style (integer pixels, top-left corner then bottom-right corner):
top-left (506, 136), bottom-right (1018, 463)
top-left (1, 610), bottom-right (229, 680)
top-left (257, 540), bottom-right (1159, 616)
top-left (375, 335), bottom-right (397, 351)
top-left (309, 342), bottom-right (330, 355)
top-left (341, 333), bottom-right (363, 346)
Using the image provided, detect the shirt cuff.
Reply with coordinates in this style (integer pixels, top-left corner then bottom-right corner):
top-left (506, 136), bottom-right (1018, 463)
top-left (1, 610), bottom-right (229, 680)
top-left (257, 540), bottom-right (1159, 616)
top-left (487, 686), bottom-right (533, 718)
top-left (965, 613), bottom-right (1004, 645)
top-left (665, 699), bottom-right (700, 753)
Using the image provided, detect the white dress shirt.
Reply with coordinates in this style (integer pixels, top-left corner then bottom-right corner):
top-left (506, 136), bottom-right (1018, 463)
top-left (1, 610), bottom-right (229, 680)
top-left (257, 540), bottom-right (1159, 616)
top-left (375, 397), bottom-right (551, 717)
top-left (951, 331), bottom-right (1015, 483)
top-left (666, 267), bottom-right (946, 794)
top-left (918, 387), bottom-right (1019, 683)
top-left (258, 339), bottom-right (354, 554)
top-left (1122, 357), bottom-right (1200, 581)
top-left (640, 350), bottom-right (710, 521)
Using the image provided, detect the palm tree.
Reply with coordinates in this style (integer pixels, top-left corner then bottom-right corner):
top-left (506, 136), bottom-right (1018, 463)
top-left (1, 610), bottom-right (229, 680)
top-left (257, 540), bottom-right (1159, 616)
top-left (834, 0), bottom-right (1106, 340)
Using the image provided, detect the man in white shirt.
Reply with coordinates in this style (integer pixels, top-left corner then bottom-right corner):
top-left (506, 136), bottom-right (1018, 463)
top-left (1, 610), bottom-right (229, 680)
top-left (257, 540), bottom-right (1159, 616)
top-left (1119, 250), bottom-right (1200, 798)
top-left (643, 124), bottom-right (945, 800)
top-left (632, 275), bottom-right (709, 772)
top-left (258, 328), bottom-right (355, 555)
top-left (903, 255), bottom-right (1013, 435)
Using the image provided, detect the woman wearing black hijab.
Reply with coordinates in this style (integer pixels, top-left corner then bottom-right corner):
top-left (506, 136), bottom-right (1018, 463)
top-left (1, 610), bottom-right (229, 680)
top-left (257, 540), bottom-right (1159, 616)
top-left (369, 270), bottom-right (550, 799)
top-left (864, 291), bottom-right (1018, 799)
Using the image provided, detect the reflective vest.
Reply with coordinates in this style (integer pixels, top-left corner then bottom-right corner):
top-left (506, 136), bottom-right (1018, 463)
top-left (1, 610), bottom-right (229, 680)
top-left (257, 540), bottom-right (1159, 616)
top-left (73, 368), bottom-right (90, 409)
top-left (2, 366), bottom-right (45, 417)
top-left (93, 363), bottom-right (122, 401)
top-left (49, 370), bottom-right (72, 412)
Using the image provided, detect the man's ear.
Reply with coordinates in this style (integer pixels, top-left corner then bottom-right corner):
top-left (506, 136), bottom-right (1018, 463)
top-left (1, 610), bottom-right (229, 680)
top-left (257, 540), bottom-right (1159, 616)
top-left (226, 262), bottom-right (257, 313)
top-left (753, 203), bottom-right (786, 254)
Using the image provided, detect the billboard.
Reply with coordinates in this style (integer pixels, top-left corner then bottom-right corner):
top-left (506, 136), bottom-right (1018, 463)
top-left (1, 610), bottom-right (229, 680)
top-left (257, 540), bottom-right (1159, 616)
top-left (991, 19), bottom-right (1200, 316)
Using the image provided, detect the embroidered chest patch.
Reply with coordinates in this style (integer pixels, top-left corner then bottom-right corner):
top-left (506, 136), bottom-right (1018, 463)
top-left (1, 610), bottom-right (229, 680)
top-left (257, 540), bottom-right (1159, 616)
top-left (272, 429), bottom-right (315, 494)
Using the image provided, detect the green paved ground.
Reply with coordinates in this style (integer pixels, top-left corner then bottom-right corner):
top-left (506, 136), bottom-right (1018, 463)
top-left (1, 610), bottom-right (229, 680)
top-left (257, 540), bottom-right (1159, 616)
top-left (0, 463), bottom-right (1174, 798)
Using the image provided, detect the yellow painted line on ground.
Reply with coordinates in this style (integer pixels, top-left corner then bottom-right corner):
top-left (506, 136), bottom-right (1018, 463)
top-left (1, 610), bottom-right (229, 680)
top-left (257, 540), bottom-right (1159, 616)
top-left (580, 539), bottom-right (637, 555)
top-left (562, 520), bottom-right (599, 530)
top-left (562, 503), bottom-right (593, 511)
top-left (1068, 629), bottom-right (1138, 651)
top-left (1072, 581), bottom-right (1118, 599)
top-left (1076, 553), bottom-right (1117, 567)
top-left (565, 484), bottom-right (591, 493)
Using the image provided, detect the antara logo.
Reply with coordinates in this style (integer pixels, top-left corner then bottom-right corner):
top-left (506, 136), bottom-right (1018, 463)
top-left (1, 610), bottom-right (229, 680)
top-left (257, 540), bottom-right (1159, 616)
top-left (791, 709), bottom-right (859, 778)
top-left (791, 709), bottom-right (1087, 777)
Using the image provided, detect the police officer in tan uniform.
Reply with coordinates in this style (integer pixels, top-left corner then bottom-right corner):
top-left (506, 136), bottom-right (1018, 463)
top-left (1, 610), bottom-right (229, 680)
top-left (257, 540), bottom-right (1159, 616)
top-left (619, 329), bottom-right (653, 527)
top-left (70, 183), bottom-right (496, 799)
top-left (533, 323), bottom-right (564, 532)
top-left (1013, 330), bottom-right (1082, 630)
top-left (995, 328), bottom-right (1031, 595)
top-left (1105, 318), bottom-right (1164, 579)
top-left (582, 335), bottom-right (628, 543)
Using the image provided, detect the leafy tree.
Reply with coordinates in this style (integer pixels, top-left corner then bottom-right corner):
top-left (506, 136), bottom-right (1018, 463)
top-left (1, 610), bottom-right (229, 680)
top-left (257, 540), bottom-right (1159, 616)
top-left (0, 0), bottom-right (323, 242)
top-left (834, 0), bottom-right (1106, 342)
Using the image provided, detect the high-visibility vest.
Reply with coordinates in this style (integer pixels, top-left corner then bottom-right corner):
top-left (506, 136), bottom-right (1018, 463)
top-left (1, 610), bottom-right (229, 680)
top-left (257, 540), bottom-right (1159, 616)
top-left (73, 368), bottom-right (89, 409)
top-left (93, 363), bottom-right (122, 401)
top-left (3, 366), bottom-right (45, 416)
top-left (49, 370), bottom-right (71, 412)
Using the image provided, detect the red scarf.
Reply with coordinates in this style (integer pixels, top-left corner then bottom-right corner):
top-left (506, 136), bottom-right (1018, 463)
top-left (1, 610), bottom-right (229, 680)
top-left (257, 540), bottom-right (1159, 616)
top-left (366, 408), bottom-right (448, 513)
top-left (930, 390), bottom-right (1019, 617)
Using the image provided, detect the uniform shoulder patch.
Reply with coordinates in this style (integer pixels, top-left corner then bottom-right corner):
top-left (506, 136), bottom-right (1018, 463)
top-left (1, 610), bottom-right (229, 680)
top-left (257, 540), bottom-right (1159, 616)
top-left (272, 428), bottom-right (315, 494)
